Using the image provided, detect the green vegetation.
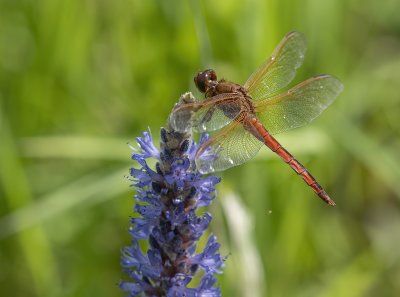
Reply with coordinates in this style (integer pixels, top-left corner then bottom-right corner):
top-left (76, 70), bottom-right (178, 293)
top-left (1, 0), bottom-right (400, 296)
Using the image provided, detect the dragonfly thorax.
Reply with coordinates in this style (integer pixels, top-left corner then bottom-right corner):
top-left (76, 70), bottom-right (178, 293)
top-left (206, 79), bottom-right (247, 98)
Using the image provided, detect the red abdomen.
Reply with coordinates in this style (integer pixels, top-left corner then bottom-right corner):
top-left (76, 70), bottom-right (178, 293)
top-left (248, 116), bottom-right (336, 206)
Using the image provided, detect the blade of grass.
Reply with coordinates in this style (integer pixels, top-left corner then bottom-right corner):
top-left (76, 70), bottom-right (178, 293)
top-left (331, 115), bottom-right (400, 200)
top-left (0, 166), bottom-right (129, 239)
top-left (18, 136), bottom-right (134, 160)
top-left (0, 110), bottom-right (60, 296)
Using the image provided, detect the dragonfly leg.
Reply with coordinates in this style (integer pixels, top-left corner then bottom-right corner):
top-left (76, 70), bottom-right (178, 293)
top-left (200, 105), bottom-right (217, 125)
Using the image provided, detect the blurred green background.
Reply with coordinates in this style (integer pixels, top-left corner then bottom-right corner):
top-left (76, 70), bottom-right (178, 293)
top-left (1, 0), bottom-right (400, 296)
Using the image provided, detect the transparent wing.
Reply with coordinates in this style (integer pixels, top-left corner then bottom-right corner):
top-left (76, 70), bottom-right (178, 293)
top-left (195, 118), bottom-right (264, 174)
top-left (171, 93), bottom-right (242, 133)
top-left (254, 75), bottom-right (343, 135)
top-left (244, 31), bottom-right (307, 100)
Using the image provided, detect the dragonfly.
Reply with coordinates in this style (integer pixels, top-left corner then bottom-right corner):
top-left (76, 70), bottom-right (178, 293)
top-left (172, 31), bottom-right (343, 206)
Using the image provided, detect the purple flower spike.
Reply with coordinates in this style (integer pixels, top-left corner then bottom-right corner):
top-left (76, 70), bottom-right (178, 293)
top-left (120, 126), bottom-right (223, 296)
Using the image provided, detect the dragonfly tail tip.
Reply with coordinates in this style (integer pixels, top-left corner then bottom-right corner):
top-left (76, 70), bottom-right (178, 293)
top-left (318, 191), bottom-right (336, 207)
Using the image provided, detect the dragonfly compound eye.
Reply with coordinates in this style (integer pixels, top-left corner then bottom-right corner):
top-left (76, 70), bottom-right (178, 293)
top-left (194, 69), bottom-right (217, 93)
top-left (205, 69), bottom-right (217, 81)
top-left (194, 71), bottom-right (207, 93)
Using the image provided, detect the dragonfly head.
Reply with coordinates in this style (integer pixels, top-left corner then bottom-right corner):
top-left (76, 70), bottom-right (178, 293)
top-left (194, 69), bottom-right (217, 93)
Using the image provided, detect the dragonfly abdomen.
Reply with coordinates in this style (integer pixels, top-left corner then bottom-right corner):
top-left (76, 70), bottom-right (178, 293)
top-left (249, 117), bottom-right (336, 206)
